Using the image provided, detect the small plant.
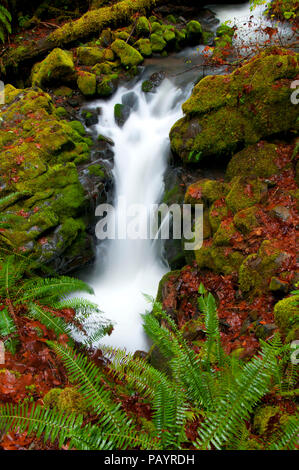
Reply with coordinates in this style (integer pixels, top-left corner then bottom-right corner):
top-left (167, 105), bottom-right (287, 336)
top-left (0, 5), bottom-right (11, 43)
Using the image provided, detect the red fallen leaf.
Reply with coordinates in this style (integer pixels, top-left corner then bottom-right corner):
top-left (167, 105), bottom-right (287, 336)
top-left (11, 176), bottom-right (20, 183)
top-left (38, 237), bottom-right (48, 245)
top-left (24, 137), bottom-right (34, 142)
top-left (16, 155), bottom-right (25, 165)
top-left (33, 207), bottom-right (40, 213)
top-left (58, 334), bottom-right (70, 346)
top-left (17, 209), bottom-right (29, 217)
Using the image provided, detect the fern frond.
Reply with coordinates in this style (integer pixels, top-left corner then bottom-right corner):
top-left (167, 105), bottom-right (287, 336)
top-left (17, 276), bottom-right (94, 304)
top-left (269, 414), bottom-right (299, 450)
top-left (0, 307), bottom-right (16, 337)
top-left (196, 336), bottom-right (280, 449)
top-left (28, 303), bottom-right (74, 341)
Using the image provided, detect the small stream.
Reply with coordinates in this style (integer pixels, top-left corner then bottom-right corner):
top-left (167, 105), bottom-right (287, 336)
top-left (76, 1), bottom-right (290, 352)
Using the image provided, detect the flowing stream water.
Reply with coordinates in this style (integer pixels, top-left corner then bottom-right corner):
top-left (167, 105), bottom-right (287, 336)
top-left (77, 1), bottom-right (290, 352)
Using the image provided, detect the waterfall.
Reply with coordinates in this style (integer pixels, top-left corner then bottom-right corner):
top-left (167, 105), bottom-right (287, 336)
top-left (81, 79), bottom-right (190, 352)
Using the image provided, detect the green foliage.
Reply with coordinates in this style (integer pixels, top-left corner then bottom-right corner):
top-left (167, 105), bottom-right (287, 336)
top-left (0, 287), bottom-right (297, 450)
top-left (0, 5), bottom-right (11, 43)
top-left (0, 256), bottom-right (110, 351)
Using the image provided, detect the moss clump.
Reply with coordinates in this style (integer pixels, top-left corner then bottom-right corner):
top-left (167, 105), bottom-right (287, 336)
top-left (53, 86), bottom-right (73, 97)
top-left (142, 80), bottom-right (154, 93)
top-left (226, 142), bottom-right (281, 180)
top-left (238, 240), bottom-right (284, 294)
top-left (77, 71), bottom-right (97, 97)
top-left (185, 20), bottom-right (203, 43)
top-left (195, 245), bottom-right (244, 275)
top-left (226, 177), bottom-right (266, 213)
top-left (134, 38), bottom-right (152, 57)
top-left (136, 16), bottom-right (150, 35)
top-left (97, 74), bottom-right (118, 97)
top-left (170, 49), bottom-right (299, 161)
top-left (253, 405), bottom-right (280, 435)
top-left (44, 387), bottom-right (89, 415)
top-left (209, 201), bottom-right (229, 233)
top-left (156, 270), bottom-right (181, 303)
top-left (111, 39), bottom-right (143, 67)
top-left (185, 179), bottom-right (228, 205)
top-left (233, 206), bottom-right (258, 235)
top-left (274, 295), bottom-right (299, 336)
top-left (31, 48), bottom-right (75, 89)
top-left (77, 46), bottom-right (106, 66)
top-left (213, 221), bottom-right (238, 246)
top-left (150, 33), bottom-right (166, 52)
top-left (87, 164), bottom-right (105, 179)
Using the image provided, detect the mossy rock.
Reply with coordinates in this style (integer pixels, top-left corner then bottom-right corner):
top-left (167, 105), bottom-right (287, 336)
top-left (53, 86), bottom-right (73, 97)
top-left (185, 179), bottom-right (228, 206)
top-left (226, 142), bottom-right (282, 180)
top-left (233, 206), bottom-right (258, 234)
top-left (274, 295), bottom-right (299, 337)
top-left (226, 176), bottom-right (267, 213)
top-left (170, 49), bottom-right (299, 162)
top-left (97, 74), bottom-right (118, 97)
top-left (209, 201), bottom-right (229, 233)
top-left (77, 71), bottom-right (97, 97)
top-left (239, 240), bottom-right (287, 294)
top-left (185, 20), bottom-right (203, 44)
top-left (31, 48), bottom-right (76, 89)
top-left (213, 221), bottom-right (238, 246)
top-left (253, 405), bottom-right (280, 435)
top-left (44, 387), bottom-right (89, 415)
top-left (150, 33), bottom-right (167, 53)
top-left (194, 244), bottom-right (244, 275)
top-left (77, 46), bottom-right (106, 66)
top-left (111, 39), bottom-right (143, 67)
top-left (136, 16), bottom-right (150, 36)
top-left (134, 38), bottom-right (152, 57)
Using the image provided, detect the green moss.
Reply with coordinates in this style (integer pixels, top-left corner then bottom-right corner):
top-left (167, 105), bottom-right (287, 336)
top-left (134, 38), bottom-right (152, 57)
top-left (185, 179), bottom-right (228, 205)
top-left (55, 106), bottom-right (68, 118)
top-left (77, 46), bottom-right (105, 66)
top-left (209, 202), bottom-right (228, 233)
top-left (97, 74), bottom-right (118, 97)
top-left (226, 177), bottom-right (266, 213)
top-left (185, 20), bottom-right (203, 42)
top-left (150, 33), bottom-right (166, 53)
top-left (195, 245), bottom-right (244, 275)
top-left (213, 221), bottom-right (238, 246)
top-left (239, 241), bottom-right (284, 294)
top-left (111, 39), bottom-right (143, 67)
top-left (274, 295), bottom-right (299, 335)
top-left (142, 79), bottom-right (153, 93)
top-left (77, 71), bottom-right (97, 97)
top-left (136, 16), bottom-right (150, 35)
top-left (170, 50), bottom-right (299, 161)
top-left (87, 164), bottom-right (105, 179)
top-left (156, 270), bottom-right (181, 303)
top-left (53, 86), bottom-right (73, 97)
top-left (226, 143), bottom-right (282, 180)
top-left (163, 29), bottom-right (176, 44)
top-left (233, 206), bottom-right (258, 234)
top-left (31, 48), bottom-right (75, 89)
top-left (44, 387), bottom-right (89, 415)
top-left (253, 406), bottom-right (280, 435)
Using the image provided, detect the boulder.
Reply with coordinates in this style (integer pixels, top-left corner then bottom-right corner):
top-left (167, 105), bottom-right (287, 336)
top-left (111, 39), bottom-right (143, 67)
top-left (31, 48), bottom-right (76, 89)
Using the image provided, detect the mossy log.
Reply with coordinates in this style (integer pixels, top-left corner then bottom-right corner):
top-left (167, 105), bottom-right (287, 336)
top-left (1, 0), bottom-right (166, 74)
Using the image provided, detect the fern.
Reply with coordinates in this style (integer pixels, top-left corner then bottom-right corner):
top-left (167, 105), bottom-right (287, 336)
top-left (268, 414), bottom-right (299, 450)
top-left (0, 5), bottom-right (11, 44)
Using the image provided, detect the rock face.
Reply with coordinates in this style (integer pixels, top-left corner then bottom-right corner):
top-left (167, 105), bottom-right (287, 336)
top-left (0, 85), bottom-right (108, 272)
top-left (111, 39), bottom-right (144, 67)
top-left (170, 49), bottom-right (299, 162)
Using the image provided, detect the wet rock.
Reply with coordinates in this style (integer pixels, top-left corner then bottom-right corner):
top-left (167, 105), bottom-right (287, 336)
top-left (142, 71), bottom-right (166, 93)
top-left (81, 108), bottom-right (100, 127)
top-left (255, 322), bottom-right (277, 340)
top-left (271, 205), bottom-right (291, 222)
top-left (269, 276), bottom-right (289, 294)
top-left (121, 91), bottom-right (138, 111)
top-left (114, 103), bottom-right (131, 127)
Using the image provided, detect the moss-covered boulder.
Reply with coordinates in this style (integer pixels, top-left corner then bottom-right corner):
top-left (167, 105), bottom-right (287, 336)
top-left (0, 85), bottom-right (95, 271)
top-left (134, 38), bottom-right (152, 57)
top-left (170, 49), bottom-right (299, 162)
top-left (226, 142), bottom-right (283, 180)
top-left (136, 16), bottom-right (150, 36)
top-left (44, 387), bottom-right (89, 415)
top-left (111, 39), bottom-right (143, 67)
top-left (77, 71), bottom-right (97, 97)
top-left (274, 295), bottom-right (299, 339)
top-left (185, 20), bottom-right (203, 44)
top-left (31, 48), bottom-right (76, 89)
top-left (77, 46), bottom-right (106, 66)
top-left (150, 33), bottom-right (167, 52)
top-left (239, 240), bottom-right (289, 295)
top-left (225, 176), bottom-right (267, 213)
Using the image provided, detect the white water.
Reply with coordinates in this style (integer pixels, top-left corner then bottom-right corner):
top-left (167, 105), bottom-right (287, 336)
top-left (80, 80), bottom-right (191, 352)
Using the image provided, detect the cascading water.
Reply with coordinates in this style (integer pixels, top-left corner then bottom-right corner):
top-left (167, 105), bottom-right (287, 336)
top-left (80, 79), bottom-right (191, 352)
